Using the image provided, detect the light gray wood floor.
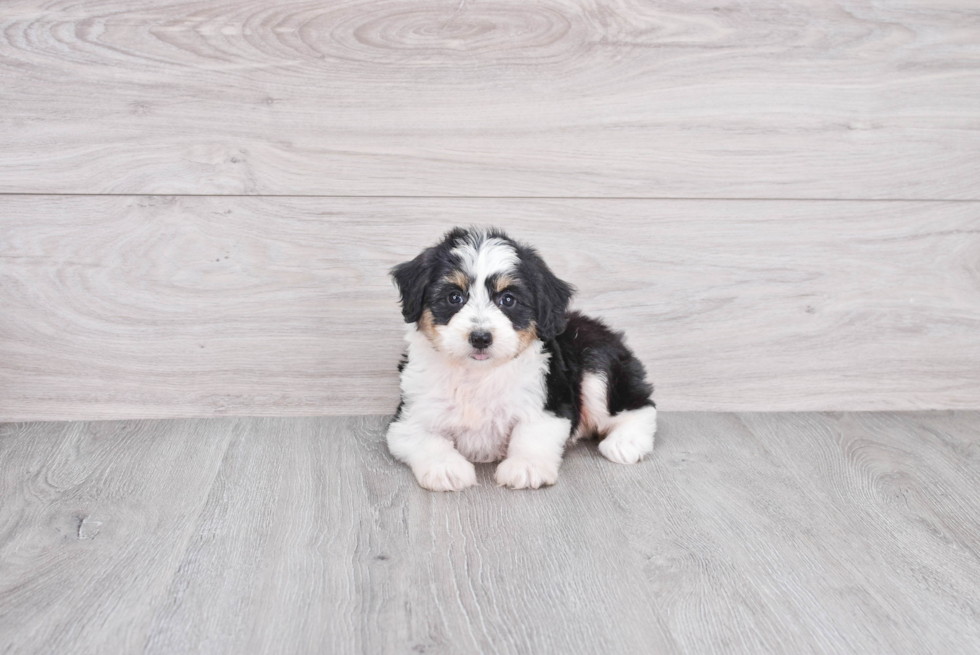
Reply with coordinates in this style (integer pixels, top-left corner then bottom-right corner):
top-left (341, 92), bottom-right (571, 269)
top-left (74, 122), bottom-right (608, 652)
top-left (2, 412), bottom-right (979, 654)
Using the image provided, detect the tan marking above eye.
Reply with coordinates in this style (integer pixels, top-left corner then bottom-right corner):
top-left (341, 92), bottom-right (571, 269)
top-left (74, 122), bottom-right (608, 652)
top-left (494, 274), bottom-right (516, 293)
top-left (445, 269), bottom-right (469, 290)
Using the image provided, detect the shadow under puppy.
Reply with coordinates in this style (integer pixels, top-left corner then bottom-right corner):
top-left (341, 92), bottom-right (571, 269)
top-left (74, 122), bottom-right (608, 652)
top-left (388, 227), bottom-right (657, 491)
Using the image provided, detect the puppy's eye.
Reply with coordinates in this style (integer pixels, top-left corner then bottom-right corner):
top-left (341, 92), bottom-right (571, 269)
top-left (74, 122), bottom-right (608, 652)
top-left (498, 292), bottom-right (517, 308)
top-left (448, 291), bottom-right (465, 305)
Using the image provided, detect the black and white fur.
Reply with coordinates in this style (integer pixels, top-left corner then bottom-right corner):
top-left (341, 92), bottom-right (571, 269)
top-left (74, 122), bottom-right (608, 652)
top-left (387, 227), bottom-right (656, 491)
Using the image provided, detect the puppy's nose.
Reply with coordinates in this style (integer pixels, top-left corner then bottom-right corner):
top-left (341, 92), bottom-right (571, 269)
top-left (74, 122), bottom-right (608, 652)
top-left (469, 331), bottom-right (493, 350)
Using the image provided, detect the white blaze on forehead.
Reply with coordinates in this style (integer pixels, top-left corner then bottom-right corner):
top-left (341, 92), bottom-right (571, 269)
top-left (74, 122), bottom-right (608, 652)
top-left (437, 231), bottom-right (523, 361)
top-left (451, 234), bottom-right (518, 294)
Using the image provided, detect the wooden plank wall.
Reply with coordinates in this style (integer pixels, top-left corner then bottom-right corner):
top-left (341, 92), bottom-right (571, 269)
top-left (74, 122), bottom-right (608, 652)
top-left (1, 0), bottom-right (979, 419)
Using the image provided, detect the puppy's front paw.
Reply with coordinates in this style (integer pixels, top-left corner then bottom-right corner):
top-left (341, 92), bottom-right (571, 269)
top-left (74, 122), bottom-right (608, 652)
top-left (495, 457), bottom-right (559, 490)
top-left (414, 454), bottom-right (477, 492)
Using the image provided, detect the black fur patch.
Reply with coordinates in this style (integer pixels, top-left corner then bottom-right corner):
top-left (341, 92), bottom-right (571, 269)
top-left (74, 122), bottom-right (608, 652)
top-left (390, 254), bottom-right (433, 324)
top-left (513, 243), bottom-right (574, 340)
top-left (391, 227), bottom-right (499, 326)
top-left (542, 311), bottom-right (655, 434)
top-left (427, 277), bottom-right (469, 326)
top-left (393, 353), bottom-right (410, 419)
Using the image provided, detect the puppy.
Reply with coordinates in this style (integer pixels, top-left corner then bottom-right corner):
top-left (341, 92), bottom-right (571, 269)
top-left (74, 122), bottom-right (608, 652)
top-left (387, 227), bottom-right (657, 491)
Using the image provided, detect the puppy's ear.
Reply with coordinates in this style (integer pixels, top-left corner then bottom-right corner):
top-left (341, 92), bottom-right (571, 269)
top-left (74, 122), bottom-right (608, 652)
top-left (391, 248), bottom-right (435, 323)
top-left (521, 247), bottom-right (575, 340)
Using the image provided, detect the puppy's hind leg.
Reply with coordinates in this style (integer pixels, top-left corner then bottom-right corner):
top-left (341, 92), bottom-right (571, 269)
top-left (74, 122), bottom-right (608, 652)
top-left (598, 405), bottom-right (657, 465)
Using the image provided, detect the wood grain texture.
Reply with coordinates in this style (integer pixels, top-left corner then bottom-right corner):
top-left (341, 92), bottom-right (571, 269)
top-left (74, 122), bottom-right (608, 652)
top-left (2, 412), bottom-right (980, 654)
top-left (0, 418), bottom-right (237, 655)
top-left (2, 196), bottom-right (979, 420)
top-left (629, 411), bottom-right (980, 653)
top-left (0, 0), bottom-right (978, 198)
top-left (141, 416), bottom-right (676, 655)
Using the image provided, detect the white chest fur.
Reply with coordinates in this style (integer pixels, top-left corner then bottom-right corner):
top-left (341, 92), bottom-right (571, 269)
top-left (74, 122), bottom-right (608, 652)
top-left (399, 329), bottom-right (551, 463)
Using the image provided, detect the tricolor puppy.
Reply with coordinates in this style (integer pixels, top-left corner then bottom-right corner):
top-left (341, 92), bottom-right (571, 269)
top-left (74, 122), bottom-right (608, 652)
top-left (387, 227), bottom-right (657, 491)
